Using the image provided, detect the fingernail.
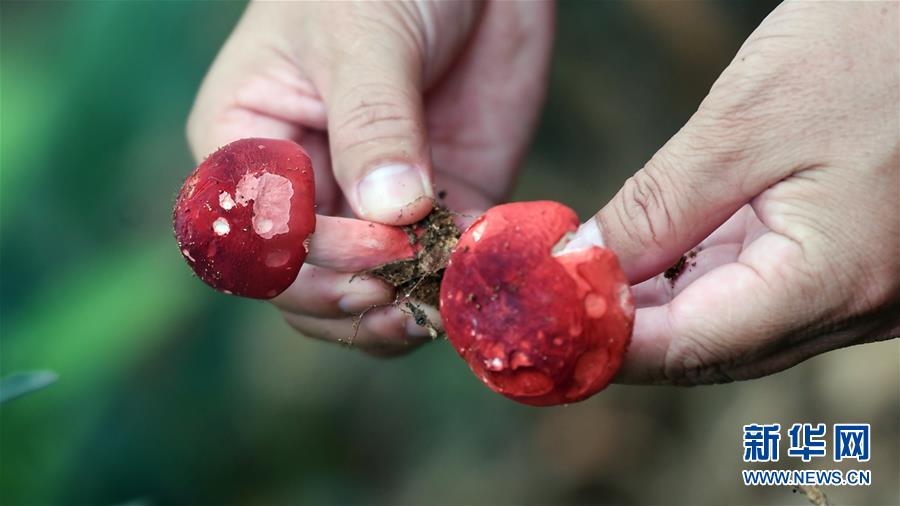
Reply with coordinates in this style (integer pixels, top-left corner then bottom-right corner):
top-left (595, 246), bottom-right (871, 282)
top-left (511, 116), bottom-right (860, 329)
top-left (357, 164), bottom-right (433, 221)
top-left (405, 318), bottom-right (434, 339)
top-left (403, 303), bottom-right (441, 339)
top-left (337, 279), bottom-right (392, 313)
top-left (558, 217), bottom-right (605, 254)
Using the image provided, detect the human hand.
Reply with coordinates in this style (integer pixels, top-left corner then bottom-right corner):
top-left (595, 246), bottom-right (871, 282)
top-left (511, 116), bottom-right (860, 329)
top-left (571, 1), bottom-right (899, 384)
top-left (186, 1), bottom-right (554, 354)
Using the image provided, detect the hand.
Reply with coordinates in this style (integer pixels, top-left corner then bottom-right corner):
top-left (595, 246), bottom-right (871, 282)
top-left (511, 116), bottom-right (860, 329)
top-left (573, 1), bottom-right (899, 384)
top-left (186, 1), bottom-right (554, 355)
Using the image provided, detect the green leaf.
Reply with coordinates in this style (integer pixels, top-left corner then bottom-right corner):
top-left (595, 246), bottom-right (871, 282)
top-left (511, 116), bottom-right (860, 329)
top-left (0, 237), bottom-right (206, 504)
top-left (0, 370), bottom-right (58, 403)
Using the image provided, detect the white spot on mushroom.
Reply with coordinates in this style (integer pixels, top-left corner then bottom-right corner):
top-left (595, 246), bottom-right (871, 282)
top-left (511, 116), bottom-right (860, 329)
top-left (234, 172), bottom-right (294, 239)
top-left (212, 217), bottom-right (230, 236)
top-left (551, 231), bottom-right (577, 256)
top-left (235, 174), bottom-right (258, 207)
top-left (486, 357), bottom-right (504, 371)
top-left (471, 220), bottom-right (487, 242)
top-left (584, 293), bottom-right (607, 318)
top-left (181, 248), bottom-right (196, 263)
top-left (558, 219), bottom-right (605, 255)
top-left (218, 191), bottom-right (235, 210)
top-left (255, 218), bottom-right (274, 235)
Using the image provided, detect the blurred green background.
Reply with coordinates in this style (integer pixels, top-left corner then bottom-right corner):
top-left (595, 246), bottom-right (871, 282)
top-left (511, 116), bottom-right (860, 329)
top-left (1, 2), bottom-right (897, 505)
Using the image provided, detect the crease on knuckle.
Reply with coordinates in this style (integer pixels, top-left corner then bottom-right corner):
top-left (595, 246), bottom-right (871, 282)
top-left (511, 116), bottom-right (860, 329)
top-left (331, 84), bottom-right (420, 153)
top-left (662, 303), bottom-right (738, 385)
top-left (324, 5), bottom-right (423, 67)
top-left (664, 336), bottom-right (737, 386)
top-left (617, 162), bottom-right (680, 251)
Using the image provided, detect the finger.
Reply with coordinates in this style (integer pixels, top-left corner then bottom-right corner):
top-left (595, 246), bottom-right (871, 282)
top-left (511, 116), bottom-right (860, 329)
top-left (615, 305), bottom-right (672, 384)
top-left (431, 172), bottom-right (495, 229)
top-left (570, 54), bottom-right (814, 283)
top-left (231, 70), bottom-right (326, 130)
top-left (617, 230), bottom-right (824, 385)
top-left (427, 0), bottom-right (555, 203)
top-left (186, 23), bottom-right (318, 161)
top-left (619, 154), bottom-right (900, 385)
top-left (368, 302), bottom-right (442, 341)
top-left (185, 20), bottom-right (342, 211)
top-left (317, 17), bottom-right (435, 226)
top-left (282, 303), bottom-right (439, 357)
top-left (300, 131), bottom-right (342, 216)
top-left (629, 205), bottom-right (764, 306)
top-left (270, 264), bottom-right (394, 318)
top-left (630, 242), bottom-right (742, 308)
top-left (188, 106), bottom-right (304, 164)
top-left (697, 205), bottom-right (757, 249)
top-left (307, 215), bottom-right (415, 272)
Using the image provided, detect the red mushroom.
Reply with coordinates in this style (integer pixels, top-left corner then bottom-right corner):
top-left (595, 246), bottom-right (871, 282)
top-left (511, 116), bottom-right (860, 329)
top-left (439, 201), bottom-right (634, 406)
top-left (173, 138), bottom-right (316, 299)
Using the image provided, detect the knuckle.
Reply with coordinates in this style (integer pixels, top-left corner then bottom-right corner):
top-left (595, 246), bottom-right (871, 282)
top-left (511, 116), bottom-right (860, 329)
top-left (327, 4), bottom-right (424, 62)
top-left (281, 312), bottom-right (340, 343)
top-left (663, 307), bottom-right (736, 385)
top-left (853, 268), bottom-right (900, 318)
top-left (694, 66), bottom-right (778, 158)
top-left (330, 83), bottom-right (421, 154)
top-left (615, 164), bottom-right (680, 251)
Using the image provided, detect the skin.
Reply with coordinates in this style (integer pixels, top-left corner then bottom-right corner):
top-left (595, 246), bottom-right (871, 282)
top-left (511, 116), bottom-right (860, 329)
top-left (588, 1), bottom-right (900, 384)
top-left (187, 1), bottom-right (553, 355)
top-left (189, 1), bottom-right (899, 379)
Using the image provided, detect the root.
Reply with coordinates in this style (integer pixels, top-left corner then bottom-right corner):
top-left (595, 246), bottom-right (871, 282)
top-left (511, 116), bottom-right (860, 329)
top-left (366, 206), bottom-right (460, 337)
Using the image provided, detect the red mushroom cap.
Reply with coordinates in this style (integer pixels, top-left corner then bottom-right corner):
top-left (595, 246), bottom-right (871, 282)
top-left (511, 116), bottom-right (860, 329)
top-left (173, 138), bottom-right (316, 299)
top-left (439, 201), bottom-right (634, 406)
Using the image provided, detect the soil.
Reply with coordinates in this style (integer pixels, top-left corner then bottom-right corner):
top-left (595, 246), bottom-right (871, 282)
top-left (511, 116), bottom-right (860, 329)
top-left (663, 255), bottom-right (687, 281)
top-left (364, 206), bottom-right (461, 338)
top-left (663, 247), bottom-right (701, 285)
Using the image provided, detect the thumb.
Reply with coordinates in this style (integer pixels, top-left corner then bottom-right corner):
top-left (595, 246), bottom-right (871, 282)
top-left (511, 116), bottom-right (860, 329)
top-left (319, 29), bottom-right (435, 226)
top-left (576, 77), bottom-right (802, 283)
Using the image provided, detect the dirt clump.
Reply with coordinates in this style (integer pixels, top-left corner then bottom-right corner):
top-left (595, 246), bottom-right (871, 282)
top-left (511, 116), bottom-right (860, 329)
top-left (365, 206), bottom-right (461, 338)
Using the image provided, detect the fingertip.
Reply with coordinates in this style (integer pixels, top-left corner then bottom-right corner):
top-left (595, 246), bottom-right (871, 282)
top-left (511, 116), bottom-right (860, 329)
top-left (336, 275), bottom-right (395, 314)
top-left (307, 215), bottom-right (415, 271)
top-left (362, 305), bottom-right (433, 344)
top-left (560, 217), bottom-right (606, 253)
top-left (403, 302), bottom-right (442, 339)
top-left (614, 305), bottom-right (673, 384)
top-left (269, 265), bottom-right (394, 318)
top-left (452, 208), bottom-right (485, 231)
top-left (355, 163), bottom-right (436, 225)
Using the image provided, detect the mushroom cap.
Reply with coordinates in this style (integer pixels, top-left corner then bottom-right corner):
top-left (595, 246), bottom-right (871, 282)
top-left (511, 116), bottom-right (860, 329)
top-left (173, 138), bottom-right (316, 299)
top-left (439, 201), bottom-right (634, 406)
